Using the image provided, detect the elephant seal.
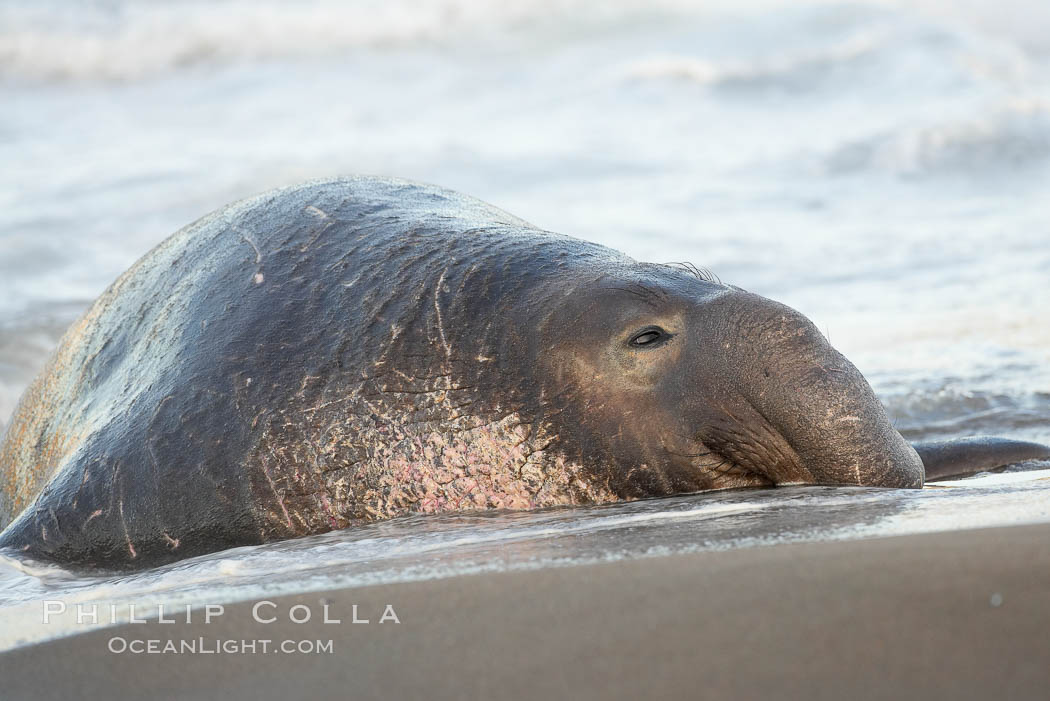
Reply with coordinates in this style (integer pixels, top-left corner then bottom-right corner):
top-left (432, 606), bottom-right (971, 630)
top-left (1, 176), bottom-right (1047, 570)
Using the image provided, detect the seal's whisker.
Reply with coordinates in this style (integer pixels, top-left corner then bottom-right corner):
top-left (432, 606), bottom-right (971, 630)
top-left (662, 261), bottom-right (722, 285)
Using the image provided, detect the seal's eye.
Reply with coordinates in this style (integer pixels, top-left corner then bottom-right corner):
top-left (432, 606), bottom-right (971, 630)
top-left (628, 327), bottom-right (669, 348)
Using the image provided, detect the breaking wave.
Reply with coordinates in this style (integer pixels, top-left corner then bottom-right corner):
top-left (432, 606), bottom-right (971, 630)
top-left (0, 0), bottom-right (692, 82)
top-left (0, 0), bottom-right (507, 80)
top-left (823, 98), bottom-right (1050, 176)
top-left (623, 30), bottom-right (889, 93)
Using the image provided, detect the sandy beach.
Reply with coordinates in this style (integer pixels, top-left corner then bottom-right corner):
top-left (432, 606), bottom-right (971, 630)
top-left (2, 522), bottom-right (1047, 700)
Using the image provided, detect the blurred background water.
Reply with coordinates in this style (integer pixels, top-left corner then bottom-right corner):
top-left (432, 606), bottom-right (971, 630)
top-left (0, 0), bottom-right (1049, 645)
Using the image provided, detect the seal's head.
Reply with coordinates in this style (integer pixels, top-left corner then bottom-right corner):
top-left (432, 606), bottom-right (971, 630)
top-left (539, 263), bottom-right (924, 496)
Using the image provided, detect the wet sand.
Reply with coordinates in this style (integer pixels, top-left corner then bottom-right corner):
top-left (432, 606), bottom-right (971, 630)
top-left (2, 523), bottom-right (1048, 700)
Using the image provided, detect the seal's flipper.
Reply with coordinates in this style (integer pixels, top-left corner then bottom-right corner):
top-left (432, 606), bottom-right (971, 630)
top-left (912, 437), bottom-right (1050, 481)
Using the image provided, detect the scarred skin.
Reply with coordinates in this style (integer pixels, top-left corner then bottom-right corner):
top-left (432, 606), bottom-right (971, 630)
top-left (0, 176), bottom-right (1046, 570)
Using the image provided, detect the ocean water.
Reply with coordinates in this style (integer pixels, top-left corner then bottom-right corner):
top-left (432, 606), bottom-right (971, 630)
top-left (1, 0), bottom-right (1049, 648)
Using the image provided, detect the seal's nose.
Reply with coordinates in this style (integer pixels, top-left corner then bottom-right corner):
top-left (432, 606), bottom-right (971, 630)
top-left (703, 291), bottom-right (924, 489)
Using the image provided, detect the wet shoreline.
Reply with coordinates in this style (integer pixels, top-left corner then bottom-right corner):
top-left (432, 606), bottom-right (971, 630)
top-left (3, 521), bottom-right (1049, 700)
top-left (1, 467), bottom-right (1047, 652)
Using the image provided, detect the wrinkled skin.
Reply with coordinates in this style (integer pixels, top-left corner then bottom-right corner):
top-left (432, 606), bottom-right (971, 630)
top-left (544, 279), bottom-right (922, 495)
top-left (0, 177), bottom-right (1046, 571)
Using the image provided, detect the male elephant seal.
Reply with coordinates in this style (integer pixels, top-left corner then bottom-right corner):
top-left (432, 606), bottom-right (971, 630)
top-left (1, 176), bottom-right (1047, 570)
